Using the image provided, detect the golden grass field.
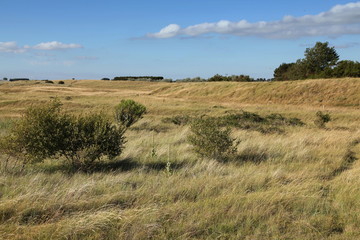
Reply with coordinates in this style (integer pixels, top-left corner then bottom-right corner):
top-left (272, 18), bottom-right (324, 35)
top-left (0, 78), bottom-right (360, 239)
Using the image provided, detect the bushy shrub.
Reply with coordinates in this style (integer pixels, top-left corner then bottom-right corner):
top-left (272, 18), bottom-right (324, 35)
top-left (0, 99), bottom-right (126, 169)
top-left (188, 118), bottom-right (238, 162)
top-left (115, 99), bottom-right (146, 128)
top-left (58, 81), bottom-right (65, 84)
top-left (265, 113), bottom-right (304, 126)
top-left (218, 111), bottom-right (304, 132)
top-left (67, 114), bottom-right (126, 167)
top-left (314, 111), bottom-right (331, 128)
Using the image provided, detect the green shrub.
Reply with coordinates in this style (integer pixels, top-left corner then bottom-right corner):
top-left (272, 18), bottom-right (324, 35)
top-left (0, 99), bottom-right (126, 169)
top-left (314, 111), bottom-right (331, 128)
top-left (114, 99), bottom-right (146, 128)
top-left (218, 111), bottom-right (304, 133)
top-left (219, 111), bottom-right (265, 128)
top-left (58, 81), bottom-right (65, 84)
top-left (188, 118), bottom-right (238, 162)
top-left (64, 113), bottom-right (126, 168)
top-left (265, 113), bottom-right (305, 126)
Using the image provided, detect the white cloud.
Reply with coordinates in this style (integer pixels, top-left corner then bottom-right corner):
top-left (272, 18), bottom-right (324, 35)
top-left (148, 1), bottom-right (360, 39)
top-left (148, 24), bottom-right (181, 38)
top-left (0, 41), bottom-right (27, 53)
top-left (0, 41), bottom-right (83, 53)
top-left (32, 41), bottom-right (82, 50)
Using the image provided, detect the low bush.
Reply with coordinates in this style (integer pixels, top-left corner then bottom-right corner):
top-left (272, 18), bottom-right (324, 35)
top-left (115, 99), bottom-right (146, 128)
top-left (58, 81), bottom-right (65, 84)
top-left (188, 118), bottom-right (238, 162)
top-left (265, 113), bottom-right (304, 126)
top-left (0, 99), bottom-right (126, 169)
top-left (218, 111), bottom-right (304, 133)
top-left (314, 111), bottom-right (331, 128)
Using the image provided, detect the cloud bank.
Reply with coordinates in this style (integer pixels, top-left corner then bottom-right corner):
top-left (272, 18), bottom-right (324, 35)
top-left (32, 41), bottom-right (82, 50)
top-left (147, 2), bottom-right (360, 39)
top-left (0, 41), bottom-right (27, 53)
top-left (0, 41), bottom-right (83, 53)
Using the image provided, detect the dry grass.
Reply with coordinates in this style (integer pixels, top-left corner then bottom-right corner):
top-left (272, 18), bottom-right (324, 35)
top-left (0, 79), bottom-right (360, 239)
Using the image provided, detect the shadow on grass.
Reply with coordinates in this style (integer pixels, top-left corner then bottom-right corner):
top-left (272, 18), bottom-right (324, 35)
top-left (40, 158), bottom-right (140, 174)
top-left (40, 158), bottom-right (186, 174)
top-left (143, 161), bottom-right (185, 171)
top-left (86, 158), bottom-right (141, 173)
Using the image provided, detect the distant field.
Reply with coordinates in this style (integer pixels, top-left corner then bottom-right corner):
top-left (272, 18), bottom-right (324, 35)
top-left (1, 78), bottom-right (360, 239)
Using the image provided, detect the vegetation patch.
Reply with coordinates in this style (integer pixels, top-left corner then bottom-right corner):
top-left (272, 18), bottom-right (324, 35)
top-left (115, 99), bottom-right (147, 128)
top-left (314, 111), bottom-right (331, 128)
top-left (188, 117), bottom-right (238, 162)
top-left (274, 42), bottom-right (360, 80)
top-left (163, 111), bottom-right (304, 135)
top-left (0, 99), bottom-right (143, 170)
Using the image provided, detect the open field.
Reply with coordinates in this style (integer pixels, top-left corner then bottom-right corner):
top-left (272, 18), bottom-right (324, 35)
top-left (1, 78), bottom-right (360, 239)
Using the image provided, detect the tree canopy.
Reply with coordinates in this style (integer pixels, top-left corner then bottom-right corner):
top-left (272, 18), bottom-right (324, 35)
top-left (303, 42), bottom-right (339, 75)
top-left (274, 42), bottom-right (359, 81)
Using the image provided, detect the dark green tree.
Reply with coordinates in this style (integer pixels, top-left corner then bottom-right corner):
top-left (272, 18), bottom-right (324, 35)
top-left (333, 60), bottom-right (360, 78)
top-left (274, 42), bottom-right (341, 80)
top-left (273, 63), bottom-right (295, 81)
top-left (303, 42), bottom-right (339, 76)
top-left (286, 59), bottom-right (310, 80)
top-left (208, 74), bottom-right (226, 82)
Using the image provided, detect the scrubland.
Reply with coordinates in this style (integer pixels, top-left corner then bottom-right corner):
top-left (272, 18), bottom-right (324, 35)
top-left (0, 78), bottom-right (360, 239)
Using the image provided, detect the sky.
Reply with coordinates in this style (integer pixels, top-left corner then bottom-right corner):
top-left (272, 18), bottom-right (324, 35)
top-left (1, 0), bottom-right (360, 80)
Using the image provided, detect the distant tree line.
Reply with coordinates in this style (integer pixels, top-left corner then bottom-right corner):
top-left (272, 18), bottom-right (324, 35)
top-left (208, 74), bottom-right (253, 82)
top-left (176, 77), bottom-right (207, 82)
top-left (175, 75), bottom-right (271, 82)
top-left (112, 76), bottom-right (165, 81)
top-left (274, 42), bottom-right (360, 81)
top-left (7, 78), bottom-right (30, 81)
top-left (108, 75), bottom-right (271, 83)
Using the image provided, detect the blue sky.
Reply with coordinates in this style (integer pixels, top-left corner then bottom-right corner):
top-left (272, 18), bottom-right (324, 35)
top-left (1, 0), bottom-right (360, 80)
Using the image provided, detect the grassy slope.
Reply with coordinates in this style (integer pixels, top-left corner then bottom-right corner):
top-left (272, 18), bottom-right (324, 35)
top-left (150, 78), bottom-right (360, 107)
top-left (0, 79), bottom-right (360, 239)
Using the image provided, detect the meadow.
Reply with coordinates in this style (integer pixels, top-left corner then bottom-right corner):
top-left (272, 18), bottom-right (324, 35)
top-left (0, 78), bottom-right (360, 239)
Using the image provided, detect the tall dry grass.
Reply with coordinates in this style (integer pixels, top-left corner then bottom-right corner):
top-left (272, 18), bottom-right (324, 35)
top-left (0, 79), bottom-right (360, 239)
